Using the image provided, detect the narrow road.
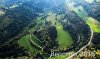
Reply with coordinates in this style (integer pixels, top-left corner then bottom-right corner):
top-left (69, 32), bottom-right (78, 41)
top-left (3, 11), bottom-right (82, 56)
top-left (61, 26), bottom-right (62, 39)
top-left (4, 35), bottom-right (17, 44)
top-left (32, 34), bottom-right (43, 44)
top-left (66, 28), bottom-right (93, 59)
top-left (65, 0), bottom-right (94, 59)
top-left (30, 33), bottom-right (43, 49)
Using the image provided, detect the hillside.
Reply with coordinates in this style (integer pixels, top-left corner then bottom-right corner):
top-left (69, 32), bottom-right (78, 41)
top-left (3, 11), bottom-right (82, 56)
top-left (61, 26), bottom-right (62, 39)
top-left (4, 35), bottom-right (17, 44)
top-left (0, 0), bottom-right (100, 59)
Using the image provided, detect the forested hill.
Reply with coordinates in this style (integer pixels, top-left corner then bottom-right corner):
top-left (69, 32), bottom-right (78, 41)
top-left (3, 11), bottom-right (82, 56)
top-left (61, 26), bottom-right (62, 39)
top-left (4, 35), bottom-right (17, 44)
top-left (0, 0), bottom-right (100, 58)
top-left (0, 0), bottom-right (67, 45)
top-left (0, 2), bottom-right (39, 44)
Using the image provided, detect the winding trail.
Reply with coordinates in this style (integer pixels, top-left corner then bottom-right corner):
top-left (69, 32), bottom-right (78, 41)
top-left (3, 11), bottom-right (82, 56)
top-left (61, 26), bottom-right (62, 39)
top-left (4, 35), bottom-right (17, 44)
top-left (32, 34), bottom-right (43, 44)
top-left (30, 32), bottom-right (43, 49)
top-left (29, 22), bottom-right (43, 49)
top-left (66, 28), bottom-right (93, 59)
top-left (65, 0), bottom-right (94, 59)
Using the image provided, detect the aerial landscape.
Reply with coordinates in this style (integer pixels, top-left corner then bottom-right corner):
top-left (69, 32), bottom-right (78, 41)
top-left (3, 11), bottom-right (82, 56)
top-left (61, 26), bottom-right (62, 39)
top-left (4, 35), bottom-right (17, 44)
top-left (0, 0), bottom-right (100, 59)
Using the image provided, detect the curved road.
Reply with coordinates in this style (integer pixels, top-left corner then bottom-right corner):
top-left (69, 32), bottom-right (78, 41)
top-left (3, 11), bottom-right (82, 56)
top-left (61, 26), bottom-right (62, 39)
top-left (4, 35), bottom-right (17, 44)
top-left (66, 28), bottom-right (93, 59)
top-left (30, 33), bottom-right (43, 49)
top-left (65, 0), bottom-right (94, 59)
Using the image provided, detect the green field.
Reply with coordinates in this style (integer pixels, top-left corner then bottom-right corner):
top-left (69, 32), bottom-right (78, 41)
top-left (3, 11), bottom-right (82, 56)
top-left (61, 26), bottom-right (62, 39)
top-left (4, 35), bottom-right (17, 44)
top-left (31, 34), bottom-right (42, 47)
top-left (47, 12), bottom-right (74, 48)
top-left (56, 23), bottom-right (73, 48)
top-left (50, 55), bottom-right (66, 59)
top-left (86, 17), bottom-right (100, 33)
top-left (18, 35), bottom-right (39, 53)
top-left (18, 23), bottom-right (41, 53)
top-left (69, 2), bottom-right (100, 33)
top-left (46, 12), bottom-right (74, 49)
